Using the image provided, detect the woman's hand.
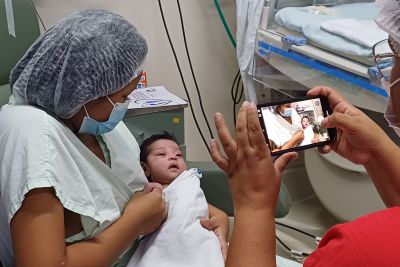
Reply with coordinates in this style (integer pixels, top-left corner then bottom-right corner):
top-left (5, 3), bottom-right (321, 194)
top-left (211, 101), bottom-right (297, 267)
top-left (210, 101), bottom-right (298, 213)
top-left (201, 205), bottom-right (229, 261)
top-left (143, 182), bottom-right (164, 193)
top-left (123, 189), bottom-right (166, 235)
top-left (308, 86), bottom-right (392, 165)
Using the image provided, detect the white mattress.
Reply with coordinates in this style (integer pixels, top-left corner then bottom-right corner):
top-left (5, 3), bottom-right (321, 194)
top-left (274, 2), bottom-right (385, 57)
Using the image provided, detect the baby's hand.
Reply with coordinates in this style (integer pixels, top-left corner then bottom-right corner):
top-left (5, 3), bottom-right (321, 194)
top-left (143, 182), bottom-right (163, 193)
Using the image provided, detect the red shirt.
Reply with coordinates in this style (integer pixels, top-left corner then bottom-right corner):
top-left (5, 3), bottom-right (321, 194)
top-left (304, 207), bottom-right (400, 267)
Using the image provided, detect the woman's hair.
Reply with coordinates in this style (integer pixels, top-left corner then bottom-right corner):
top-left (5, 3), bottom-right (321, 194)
top-left (140, 131), bottom-right (179, 163)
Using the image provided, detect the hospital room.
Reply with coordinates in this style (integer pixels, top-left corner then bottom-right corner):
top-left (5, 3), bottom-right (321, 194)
top-left (0, 0), bottom-right (399, 266)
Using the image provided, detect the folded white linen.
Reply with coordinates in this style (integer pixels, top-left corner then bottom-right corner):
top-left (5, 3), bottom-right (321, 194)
top-left (127, 168), bottom-right (224, 267)
top-left (321, 18), bottom-right (388, 48)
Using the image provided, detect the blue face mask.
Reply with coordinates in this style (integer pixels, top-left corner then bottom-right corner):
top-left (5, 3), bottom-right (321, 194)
top-left (78, 96), bottom-right (130, 135)
top-left (280, 107), bottom-right (292, 118)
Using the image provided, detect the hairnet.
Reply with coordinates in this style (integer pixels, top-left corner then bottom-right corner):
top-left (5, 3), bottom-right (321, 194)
top-left (375, 0), bottom-right (400, 56)
top-left (10, 9), bottom-right (148, 119)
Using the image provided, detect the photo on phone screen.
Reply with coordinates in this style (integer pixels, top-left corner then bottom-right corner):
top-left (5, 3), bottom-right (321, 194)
top-left (257, 95), bottom-right (336, 156)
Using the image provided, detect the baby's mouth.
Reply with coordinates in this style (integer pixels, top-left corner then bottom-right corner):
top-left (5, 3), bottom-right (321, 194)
top-left (168, 164), bottom-right (179, 170)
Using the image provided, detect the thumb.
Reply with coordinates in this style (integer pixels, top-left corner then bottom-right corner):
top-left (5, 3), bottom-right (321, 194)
top-left (323, 112), bottom-right (353, 131)
top-left (274, 152), bottom-right (298, 174)
top-left (200, 218), bottom-right (216, 230)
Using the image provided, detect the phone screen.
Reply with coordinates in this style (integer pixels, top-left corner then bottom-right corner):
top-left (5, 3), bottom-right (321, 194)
top-left (257, 95), bottom-right (336, 156)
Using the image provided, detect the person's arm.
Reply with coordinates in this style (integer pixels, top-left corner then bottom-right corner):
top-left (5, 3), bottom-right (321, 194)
top-left (271, 131), bottom-right (304, 152)
top-left (281, 130), bottom-right (304, 150)
top-left (11, 187), bottom-right (165, 267)
top-left (308, 86), bottom-right (400, 207)
top-left (364, 141), bottom-right (400, 207)
top-left (227, 207), bottom-right (277, 267)
top-left (210, 101), bottom-right (297, 267)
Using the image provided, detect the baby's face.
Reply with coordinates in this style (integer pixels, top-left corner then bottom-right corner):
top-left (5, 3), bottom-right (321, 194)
top-left (142, 139), bottom-right (187, 185)
top-left (302, 118), bottom-right (310, 128)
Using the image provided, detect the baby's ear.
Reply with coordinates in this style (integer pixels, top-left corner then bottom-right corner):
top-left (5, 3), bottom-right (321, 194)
top-left (141, 161), bottom-right (150, 177)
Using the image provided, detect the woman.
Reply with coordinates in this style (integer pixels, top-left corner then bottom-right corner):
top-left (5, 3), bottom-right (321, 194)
top-left (213, 0), bottom-right (400, 266)
top-left (0, 9), bottom-right (226, 267)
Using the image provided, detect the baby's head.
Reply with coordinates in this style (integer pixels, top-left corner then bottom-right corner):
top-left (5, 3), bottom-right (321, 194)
top-left (140, 132), bottom-right (187, 185)
top-left (301, 116), bottom-right (311, 129)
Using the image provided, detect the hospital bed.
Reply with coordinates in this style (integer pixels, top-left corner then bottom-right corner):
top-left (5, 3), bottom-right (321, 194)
top-left (252, 0), bottom-right (388, 112)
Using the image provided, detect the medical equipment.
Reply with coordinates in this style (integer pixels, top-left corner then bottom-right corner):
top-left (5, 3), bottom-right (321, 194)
top-left (243, 0), bottom-right (394, 220)
top-left (250, 0), bottom-right (389, 113)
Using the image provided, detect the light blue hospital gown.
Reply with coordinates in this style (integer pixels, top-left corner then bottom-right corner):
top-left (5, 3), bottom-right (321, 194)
top-left (0, 103), bottom-right (147, 266)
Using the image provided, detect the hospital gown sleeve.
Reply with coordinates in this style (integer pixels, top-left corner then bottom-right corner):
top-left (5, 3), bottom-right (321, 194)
top-left (304, 207), bottom-right (400, 267)
top-left (0, 105), bottom-right (127, 229)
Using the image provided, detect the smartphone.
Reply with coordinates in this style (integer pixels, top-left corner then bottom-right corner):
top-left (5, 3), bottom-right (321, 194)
top-left (257, 95), bottom-right (336, 156)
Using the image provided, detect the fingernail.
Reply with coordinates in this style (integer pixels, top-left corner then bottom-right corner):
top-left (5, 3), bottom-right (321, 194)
top-left (249, 102), bottom-right (256, 109)
top-left (242, 101), bottom-right (249, 107)
top-left (214, 113), bottom-right (222, 121)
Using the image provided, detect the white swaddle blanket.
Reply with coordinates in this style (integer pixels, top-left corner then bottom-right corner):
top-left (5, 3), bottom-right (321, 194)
top-left (300, 125), bottom-right (315, 146)
top-left (128, 168), bottom-right (224, 267)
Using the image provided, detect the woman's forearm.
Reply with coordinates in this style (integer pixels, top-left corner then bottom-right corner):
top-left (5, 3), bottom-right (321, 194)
top-left (65, 213), bottom-right (141, 266)
top-left (365, 138), bottom-right (400, 207)
top-left (226, 208), bottom-right (277, 267)
top-left (281, 137), bottom-right (299, 150)
top-left (12, 189), bottom-right (141, 267)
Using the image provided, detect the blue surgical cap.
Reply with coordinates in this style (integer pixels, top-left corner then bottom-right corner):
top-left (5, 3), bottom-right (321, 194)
top-left (10, 9), bottom-right (148, 119)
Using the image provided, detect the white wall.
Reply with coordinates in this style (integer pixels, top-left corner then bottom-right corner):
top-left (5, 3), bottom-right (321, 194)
top-left (34, 0), bottom-right (238, 161)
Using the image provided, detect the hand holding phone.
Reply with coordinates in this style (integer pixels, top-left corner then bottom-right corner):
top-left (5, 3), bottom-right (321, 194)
top-left (257, 95), bottom-right (336, 156)
top-left (307, 86), bottom-right (395, 165)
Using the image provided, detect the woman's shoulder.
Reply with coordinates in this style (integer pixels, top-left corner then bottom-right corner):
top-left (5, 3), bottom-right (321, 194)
top-left (0, 104), bottom-right (65, 134)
